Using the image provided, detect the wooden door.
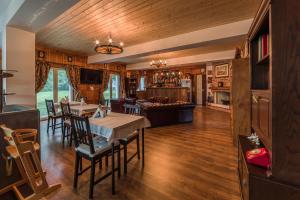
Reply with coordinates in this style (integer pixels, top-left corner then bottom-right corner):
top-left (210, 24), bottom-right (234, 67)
top-left (196, 75), bottom-right (203, 105)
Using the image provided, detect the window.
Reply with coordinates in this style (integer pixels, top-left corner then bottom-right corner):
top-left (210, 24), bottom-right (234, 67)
top-left (37, 69), bottom-right (54, 117)
top-left (104, 74), bottom-right (120, 101)
top-left (37, 68), bottom-right (71, 118)
top-left (140, 76), bottom-right (145, 91)
top-left (58, 69), bottom-right (71, 101)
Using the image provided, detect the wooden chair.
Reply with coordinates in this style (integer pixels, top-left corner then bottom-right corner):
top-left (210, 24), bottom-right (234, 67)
top-left (60, 102), bottom-right (72, 146)
top-left (120, 104), bottom-right (141, 174)
top-left (10, 129), bottom-right (61, 200)
top-left (70, 115), bottom-right (121, 199)
top-left (124, 103), bottom-right (140, 115)
top-left (45, 99), bottom-right (63, 135)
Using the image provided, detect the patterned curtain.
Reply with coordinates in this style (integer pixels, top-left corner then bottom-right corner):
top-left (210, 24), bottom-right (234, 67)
top-left (99, 68), bottom-right (111, 104)
top-left (35, 60), bottom-right (51, 93)
top-left (66, 65), bottom-right (81, 100)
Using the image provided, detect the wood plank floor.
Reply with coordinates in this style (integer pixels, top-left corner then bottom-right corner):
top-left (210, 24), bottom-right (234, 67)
top-left (41, 107), bottom-right (240, 200)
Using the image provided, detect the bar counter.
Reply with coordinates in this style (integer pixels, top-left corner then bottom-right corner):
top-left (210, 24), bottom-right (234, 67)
top-left (146, 87), bottom-right (190, 103)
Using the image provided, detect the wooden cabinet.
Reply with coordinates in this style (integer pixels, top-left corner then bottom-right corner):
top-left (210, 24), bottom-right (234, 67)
top-left (240, 0), bottom-right (300, 197)
top-left (238, 136), bottom-right (300, 200)
top-left (251, 91), bottom-right (271, 149)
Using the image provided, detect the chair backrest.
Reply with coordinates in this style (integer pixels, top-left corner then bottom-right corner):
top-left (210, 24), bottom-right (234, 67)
top-left (124, 104), bottom-right (140, 115)
top-left (45, 99), bottom-right (56, 116)
top-left (70, 115), bottom-right (95, 154)
top-left (60, 102), bottom-right (71, 119)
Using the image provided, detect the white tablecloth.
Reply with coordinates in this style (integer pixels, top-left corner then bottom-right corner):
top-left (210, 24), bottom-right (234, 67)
top-left (89, 112), bottom-right (151, 142)
top-left (71, 104), bottom-right (99, 116)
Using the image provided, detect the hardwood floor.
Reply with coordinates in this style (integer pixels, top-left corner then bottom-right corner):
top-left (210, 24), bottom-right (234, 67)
top-left (41, 107), bottom-right (240, 200)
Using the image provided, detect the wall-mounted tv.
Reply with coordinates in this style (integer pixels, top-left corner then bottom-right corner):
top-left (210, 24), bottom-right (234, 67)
top-left (80, 68), bottom-right (103, 84)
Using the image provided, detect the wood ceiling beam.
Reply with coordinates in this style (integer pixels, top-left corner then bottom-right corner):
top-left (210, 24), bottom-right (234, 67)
top-left (88, 19), bottom-right (252, 64)
top-left (126, 50), bottom-right (235, 70)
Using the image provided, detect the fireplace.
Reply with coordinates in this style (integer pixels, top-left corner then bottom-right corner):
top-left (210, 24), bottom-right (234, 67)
top-left (209, 91), bottom-right (230, 109)
top-left (215, 91), bottom-right (230, 105)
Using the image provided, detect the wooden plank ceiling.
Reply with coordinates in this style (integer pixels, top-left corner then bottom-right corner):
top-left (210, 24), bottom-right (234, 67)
top-left (119, 36), bottom-right (243, 64)
top-left (37, 0), bottom-right (261, 55)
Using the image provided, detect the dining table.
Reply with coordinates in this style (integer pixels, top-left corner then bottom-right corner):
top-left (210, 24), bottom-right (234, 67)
top-left (70, 104), bottom-right (99, 116)
top-left (89, 112), bottom-right (151, 166)
top-left (54, 101), bottom-right (81, 110)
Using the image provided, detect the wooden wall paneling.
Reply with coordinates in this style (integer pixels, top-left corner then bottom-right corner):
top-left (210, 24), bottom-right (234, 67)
top-left (230, 58), bottom-right (250, 146)
top-left (35, 46), bottom-right (126, 104)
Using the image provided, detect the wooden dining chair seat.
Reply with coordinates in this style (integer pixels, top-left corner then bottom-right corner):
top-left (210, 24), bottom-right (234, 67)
top-left (120, 130), bottom-right (138, 142)
top-left (76, 136), bottom-right (119, 157)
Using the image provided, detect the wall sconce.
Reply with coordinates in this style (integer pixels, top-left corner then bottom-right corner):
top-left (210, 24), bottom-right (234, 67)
top-left (67, 56), bottom-right (73, 62)
top-left (37, 51), bottom-right (45, 59)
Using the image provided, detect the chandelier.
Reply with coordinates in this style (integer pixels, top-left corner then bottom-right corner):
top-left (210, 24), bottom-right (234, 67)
top-left (94, 37), bottom-right (124, 54)
top-left (150, 59), bottom-right (167, 68)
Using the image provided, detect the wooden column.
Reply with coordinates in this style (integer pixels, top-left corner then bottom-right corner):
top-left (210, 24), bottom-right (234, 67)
top-left (230, 58), bottom-right (250, 146)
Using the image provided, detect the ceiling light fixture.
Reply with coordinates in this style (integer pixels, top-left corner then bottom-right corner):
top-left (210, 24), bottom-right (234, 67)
top-left (150, 59), bottom-right (167, 68)
top-left (94, 36), bottom-right (124, 54)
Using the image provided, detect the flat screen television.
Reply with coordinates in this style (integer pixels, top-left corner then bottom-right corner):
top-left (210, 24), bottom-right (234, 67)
top-left (80, 68), bottom-right (103, 84)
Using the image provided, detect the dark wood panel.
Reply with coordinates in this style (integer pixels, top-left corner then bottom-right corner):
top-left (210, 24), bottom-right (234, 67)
top-left (271, 0), bottom-right (300, 185)
top-left (258, 97), bottom-right (269, 138)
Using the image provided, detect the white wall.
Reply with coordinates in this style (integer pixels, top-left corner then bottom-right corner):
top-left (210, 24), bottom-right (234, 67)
top-left (2, 26), bottom-right (36, 107)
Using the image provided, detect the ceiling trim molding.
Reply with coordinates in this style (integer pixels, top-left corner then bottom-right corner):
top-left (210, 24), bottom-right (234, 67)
top-left (126, 50), bottom-right (235, 70)
top-left (88, 19), bottom-right (252, 64)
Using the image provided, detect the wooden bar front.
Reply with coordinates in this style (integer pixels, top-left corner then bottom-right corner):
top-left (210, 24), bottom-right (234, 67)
top-left (146, 87), bottom-right (190, 103)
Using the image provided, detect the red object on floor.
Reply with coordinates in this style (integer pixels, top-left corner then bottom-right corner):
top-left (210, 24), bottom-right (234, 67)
top-left (246, 148), bottom-right (270, 168)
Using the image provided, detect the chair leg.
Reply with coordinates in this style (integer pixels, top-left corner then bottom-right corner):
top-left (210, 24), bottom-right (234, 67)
top-left (53, 118), bottom-right (56, 135)
top-left (47, 117), bottom-right (50, 134)
top-left (111, 143), bottom-right (115, 195)
top-left (51, 118), bottom-right (54, 133)
top-left (89, 159), bottom-right (96, 199)
top-left (62, 124), bottom-right (66, 145)
top-left (69, 128), bottom-right (73, 147)
top-left (79, 157), bottom-right (83, 172)
top-left (105, 155), bottom-right (109, 168)
top-left (99, 157), bottom-right (102, 170)
top-left (61, 120), bottom-right (65, 136)
top-left (73, 152), bottom-right (80, 189)
top-left (123, 142), bottom-right (127, 175)
top-left (117, 146), bottom-right (121, 178)
top-left (137, 134), bottom-right (140, 160)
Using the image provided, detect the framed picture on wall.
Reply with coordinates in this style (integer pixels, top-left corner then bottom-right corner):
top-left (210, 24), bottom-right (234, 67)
top-left (215, 64), bottom-right (229, 78)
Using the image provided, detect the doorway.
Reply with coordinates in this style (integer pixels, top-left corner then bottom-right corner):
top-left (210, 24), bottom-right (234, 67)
top-left (36, 68), bottom-right (72, 118)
